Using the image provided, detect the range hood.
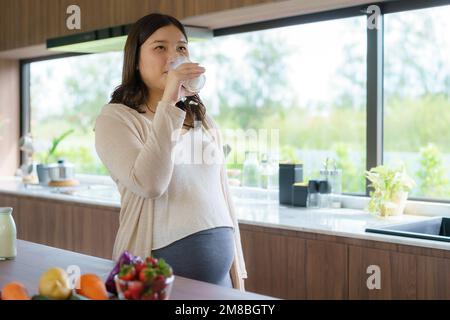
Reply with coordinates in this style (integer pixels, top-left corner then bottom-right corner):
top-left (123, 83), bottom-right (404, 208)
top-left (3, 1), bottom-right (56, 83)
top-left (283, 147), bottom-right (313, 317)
top-left (46, 24), bottom-right (213, 53)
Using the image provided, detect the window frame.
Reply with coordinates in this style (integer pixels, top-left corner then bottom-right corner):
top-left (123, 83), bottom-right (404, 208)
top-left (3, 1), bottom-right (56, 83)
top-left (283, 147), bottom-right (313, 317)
top-left (20, 52), bottom-right (89, 166)
top-left (213, 0), bottom-right (450, 202)
top-left (20, 52), bottom-right (88, 133)
top-left (20, 0), bottom-right (450, 203)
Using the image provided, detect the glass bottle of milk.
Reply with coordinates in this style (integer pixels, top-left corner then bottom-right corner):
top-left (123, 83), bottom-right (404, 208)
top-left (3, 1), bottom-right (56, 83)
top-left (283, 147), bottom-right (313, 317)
top-left (0, 207), bottom-right (17, 260)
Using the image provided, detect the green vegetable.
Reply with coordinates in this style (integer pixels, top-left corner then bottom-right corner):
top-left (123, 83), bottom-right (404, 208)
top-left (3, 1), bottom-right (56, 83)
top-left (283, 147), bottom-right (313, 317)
top-left (31, 294), bottom-right (51, 300)
top-left (69, 293), bottom-right (91, 300)
top-left (156, 258), bottom-right (173, 278)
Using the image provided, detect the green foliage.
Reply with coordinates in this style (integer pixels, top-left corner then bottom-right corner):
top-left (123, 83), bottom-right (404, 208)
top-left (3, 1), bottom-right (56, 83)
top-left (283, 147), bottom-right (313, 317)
top-left (365, 165), bottom-right (416, 216)
top-left (385, 95), bottom-right (450, 153)
top-left (333, 143), bottom-right (365, 193)
top-left (279, 145), bottom-right (301, 164)
top-left (416, 144), bottom-right (449, 198)
top-left (193, 32), bottom-right (294, 130)
top-left (40, 129), bottom-right (75, 164)
top-left (62, 54), bottom-right (121, 133)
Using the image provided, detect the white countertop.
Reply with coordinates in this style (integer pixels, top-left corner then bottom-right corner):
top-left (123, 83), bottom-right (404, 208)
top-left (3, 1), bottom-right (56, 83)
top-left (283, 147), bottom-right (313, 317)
top-left (1, 177), bottom-right (450, 251)
top-left (0, 177), bottom-right (121, 207)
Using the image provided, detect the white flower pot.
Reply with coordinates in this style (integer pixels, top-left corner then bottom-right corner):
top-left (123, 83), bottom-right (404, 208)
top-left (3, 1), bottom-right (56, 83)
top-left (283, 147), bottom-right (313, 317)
top-left (392, 191), bottom-right (408, 216)
top-left (381, 191), bottom-right (408, 217)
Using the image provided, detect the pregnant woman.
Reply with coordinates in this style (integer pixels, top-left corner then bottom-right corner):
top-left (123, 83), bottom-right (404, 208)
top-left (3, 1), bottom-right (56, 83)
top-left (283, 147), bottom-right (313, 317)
top-left (94, 13), bottom-right (247, 290)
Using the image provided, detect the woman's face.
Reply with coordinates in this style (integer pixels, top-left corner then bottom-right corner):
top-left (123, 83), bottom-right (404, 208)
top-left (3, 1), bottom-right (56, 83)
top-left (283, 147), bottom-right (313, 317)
top-left (138, 24), bottom-right (189, 93)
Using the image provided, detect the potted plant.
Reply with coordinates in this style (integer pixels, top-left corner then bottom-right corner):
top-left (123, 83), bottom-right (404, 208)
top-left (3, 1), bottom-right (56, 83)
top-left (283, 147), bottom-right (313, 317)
top-left (365, 165), bottom-right (416, 217)
top-left (36, 129), bottom-right (74, 184)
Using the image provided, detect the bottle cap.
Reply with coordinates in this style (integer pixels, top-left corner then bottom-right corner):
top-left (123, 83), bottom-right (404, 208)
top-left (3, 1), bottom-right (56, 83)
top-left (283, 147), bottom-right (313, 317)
top-left (0, 207), bottom-right (13, 215)
top-left (318, 180), bottom-right (330, 194)
top-left (308, 180), bottom-right (319, 193)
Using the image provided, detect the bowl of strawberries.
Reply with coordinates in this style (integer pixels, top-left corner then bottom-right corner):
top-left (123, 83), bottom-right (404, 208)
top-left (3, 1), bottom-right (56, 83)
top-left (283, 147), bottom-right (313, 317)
top-left (114, 256), bottom-right (174, 300)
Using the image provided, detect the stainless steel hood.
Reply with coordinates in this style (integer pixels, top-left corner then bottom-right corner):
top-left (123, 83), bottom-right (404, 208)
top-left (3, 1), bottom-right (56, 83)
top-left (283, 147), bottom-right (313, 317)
top-left (46, 24), bottom-right (213, 53)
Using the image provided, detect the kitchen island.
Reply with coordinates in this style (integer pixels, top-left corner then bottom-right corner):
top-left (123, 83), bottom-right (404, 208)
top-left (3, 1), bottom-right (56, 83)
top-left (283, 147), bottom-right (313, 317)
top-left (0, 240), bottom-right (276, 300)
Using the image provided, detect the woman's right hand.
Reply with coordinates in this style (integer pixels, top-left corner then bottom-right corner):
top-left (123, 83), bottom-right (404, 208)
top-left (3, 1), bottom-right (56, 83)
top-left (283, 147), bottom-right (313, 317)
top-left (161, 62), bottom-right (205, 105)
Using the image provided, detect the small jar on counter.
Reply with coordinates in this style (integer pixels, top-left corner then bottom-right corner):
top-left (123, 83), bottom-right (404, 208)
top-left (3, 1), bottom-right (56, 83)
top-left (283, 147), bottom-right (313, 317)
top-left (307, 180), bottom-right (319, 208)
top-left (320, 158), bottom-right (342, 208)
top-left (318, 180), bottom-right (331, 208)
top-left (0, 207), bottom-right (17, 260)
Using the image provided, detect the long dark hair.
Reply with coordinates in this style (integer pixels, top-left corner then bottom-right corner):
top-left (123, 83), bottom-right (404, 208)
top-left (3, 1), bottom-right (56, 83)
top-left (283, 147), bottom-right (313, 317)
top-left (110, 13), bottom-right (206, 128)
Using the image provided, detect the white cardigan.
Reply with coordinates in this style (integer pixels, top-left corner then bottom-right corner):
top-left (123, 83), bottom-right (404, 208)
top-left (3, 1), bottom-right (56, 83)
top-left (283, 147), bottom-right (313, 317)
top-left (94, 101), bottom-right (247, 291)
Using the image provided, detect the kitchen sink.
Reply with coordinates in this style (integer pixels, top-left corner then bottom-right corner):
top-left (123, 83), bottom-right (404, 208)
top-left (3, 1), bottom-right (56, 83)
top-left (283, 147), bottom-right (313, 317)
top-left (365, 217), bottom-right (450, 242)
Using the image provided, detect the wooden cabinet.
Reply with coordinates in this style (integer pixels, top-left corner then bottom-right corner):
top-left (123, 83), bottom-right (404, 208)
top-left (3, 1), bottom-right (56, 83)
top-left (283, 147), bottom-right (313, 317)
top-left (0, 0), bottom-right (284, 52)
top-left (18, 197), bottom-right (72, 249)
top-left (240, 226), bottom-right (348, 299)
top-left (6, 192), bottom-right (450, 299)
top-left (241, 226), bottom-right (450, 300)
top-left (306, 240), bottom-right (348, 299)
top-left (240, 228), bottom-right (306, 299)
top-left (417, 256), bottom-right (450, 299)
top-left (348, 246), bottom-right (417, 299)
top-left (0, 193), bottom-right (19, 209)
top-left (0, 193), bottom-right (119, 259)
top-left (70, 204), bottom-right (119, 259)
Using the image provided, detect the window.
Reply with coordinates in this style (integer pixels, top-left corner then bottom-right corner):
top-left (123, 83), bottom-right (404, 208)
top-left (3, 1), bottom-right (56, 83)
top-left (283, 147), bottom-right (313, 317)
top-left (28, 52), bottom-right (123, 175)
top-left (191, 16), bottom-right (367, 194)
top-left (384, 5), bottom-right (450, 200)
top-left (23, 1), bottom-right (450, 203)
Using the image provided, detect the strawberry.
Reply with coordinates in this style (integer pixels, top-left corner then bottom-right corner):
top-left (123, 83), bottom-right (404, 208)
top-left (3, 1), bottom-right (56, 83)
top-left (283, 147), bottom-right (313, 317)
top-left (119, 264), bottom-right (136, 281)
top-left (128, 281), bottom-right (144, 300)
top-left (134, 262), bottom-right (145, 275)
top-left (151, 275), bottom-right (167, 292)
top-left (139, 267), bottom-right (156, 283)
top-left (145, 256), bottom-right (158, 266)
top-left (119, 282), bottom-right (128, 292)
top-left (123, 290), bottom-right (133, 300)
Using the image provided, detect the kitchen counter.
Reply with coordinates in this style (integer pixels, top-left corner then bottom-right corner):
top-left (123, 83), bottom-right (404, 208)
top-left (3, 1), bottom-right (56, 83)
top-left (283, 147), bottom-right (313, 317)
top-left (0, 240), bottom-right (276, 300)
top-left (1, 177), bottom-right (450, 252)
top-left (0, 177), bottom-right (121, 207)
